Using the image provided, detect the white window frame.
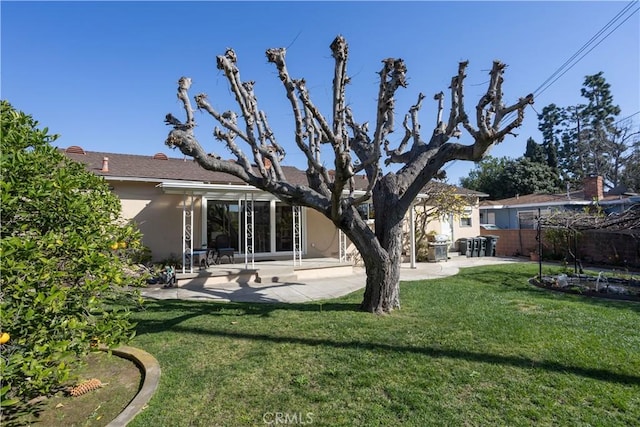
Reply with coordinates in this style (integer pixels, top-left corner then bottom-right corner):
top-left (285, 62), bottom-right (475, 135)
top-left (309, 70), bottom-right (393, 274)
top-left (459, 208), bottom-right (472, 227)
top-left (518, 209), bottom-right (551, 229)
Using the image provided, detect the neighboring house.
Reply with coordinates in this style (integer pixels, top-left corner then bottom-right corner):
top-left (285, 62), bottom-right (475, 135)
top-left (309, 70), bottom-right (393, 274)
top-left (63, 146), bottom-right (484, 268)
top-left (410, 182), bottom-right (488, 242)
top-left (478, 175), bottom-right (639, 265)
top-left (479, 176), bottom-right (635, 230)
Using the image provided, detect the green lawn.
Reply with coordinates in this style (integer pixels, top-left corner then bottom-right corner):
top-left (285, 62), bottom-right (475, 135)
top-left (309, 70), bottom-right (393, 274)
top-left (128, 264), bottom-right (640, 426)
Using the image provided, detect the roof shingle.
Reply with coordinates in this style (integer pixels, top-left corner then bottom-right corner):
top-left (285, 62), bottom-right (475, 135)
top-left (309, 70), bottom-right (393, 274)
top-left (61, 148), bottom-right (311, 186)
top-left (61, 147), bottom-right (484, 197)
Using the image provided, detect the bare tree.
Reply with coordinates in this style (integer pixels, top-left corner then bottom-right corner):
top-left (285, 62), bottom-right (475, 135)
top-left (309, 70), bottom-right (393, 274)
top-left (165, 36), bottom-right (533, 313)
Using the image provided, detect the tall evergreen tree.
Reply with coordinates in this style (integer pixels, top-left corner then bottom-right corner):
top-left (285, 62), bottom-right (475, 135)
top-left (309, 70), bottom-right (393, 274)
top-left (581, 72), bottom-right (621, 128)
top-left (558, 105), bottom-right (588, 186)
top-left (537, 103), bottom-right (563, 170)
top-left (617, 120), bottom-right (640, 192)
top-left (573, 73), bottom-right (623, 187)
top-left (540, 72), bottom-right (630, 190)
top-left (524, 137), bottom-right (546, 164)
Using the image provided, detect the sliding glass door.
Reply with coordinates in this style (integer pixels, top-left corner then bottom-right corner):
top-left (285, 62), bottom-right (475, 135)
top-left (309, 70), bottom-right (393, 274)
top-left (275, 204), bottom-right (293, 251)
top-left (206, 201), bottom-right (240, 251)
top-left (206, 199), bottom-right (296, 254)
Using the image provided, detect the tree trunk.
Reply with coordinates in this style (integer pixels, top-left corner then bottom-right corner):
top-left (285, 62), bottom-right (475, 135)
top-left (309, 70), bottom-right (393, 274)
top-left (359, 240), bottom-right (402, 313)
top-left (359, 176), bottom-right (404, 313)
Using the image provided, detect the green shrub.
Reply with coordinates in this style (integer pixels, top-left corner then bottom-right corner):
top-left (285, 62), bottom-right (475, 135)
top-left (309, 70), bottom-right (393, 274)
top-left (0, 101), bottom-right (145, 417)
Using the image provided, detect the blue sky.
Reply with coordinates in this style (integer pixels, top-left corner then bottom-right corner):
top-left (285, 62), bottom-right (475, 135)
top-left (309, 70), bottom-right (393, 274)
top-left (2, 1), bottom-right (639, 185)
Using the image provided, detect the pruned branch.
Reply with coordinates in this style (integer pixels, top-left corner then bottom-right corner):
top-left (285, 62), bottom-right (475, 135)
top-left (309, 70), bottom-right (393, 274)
top-left (265, 47), bottom-right (328, 186)
top-left (541, 204), bottom-right (640, 236)
top-left (474, 61), bottom-right (534, 142)
top-left (215, 50), bottom-right (271, 178)
top-left (384, 93), bottom-right (426, 166)
top-left (178, 77), bottom-right (196, 129)
top-left (373, 58), bottom-right (407, 147)
top-left (345, 108), bottom-right (379, 205)
top-left (447, 61), bottom-right (475, 139)
top-left (330, 35), bottom-right (350, 151)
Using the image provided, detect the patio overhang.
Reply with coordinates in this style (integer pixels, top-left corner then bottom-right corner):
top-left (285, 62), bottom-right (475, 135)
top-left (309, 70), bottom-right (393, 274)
top-left (158, 181), bottom-right (265, 196)
top-left (159, 180), bottom-right (434, 200)
top-left (158, 181), bottom-right (430, 270)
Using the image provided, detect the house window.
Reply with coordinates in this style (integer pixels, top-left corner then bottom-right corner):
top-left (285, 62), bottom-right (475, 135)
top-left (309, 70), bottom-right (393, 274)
top-left (357, 202), bottom-right (375, 222)
top-left (480, 212), bottom-right (496, 225)
top-left (206, 199), bottom-right (295, 254)
top-left (459, 208), bottom-right (472, 227)
top-left (518, 210), bottom-right (550, 229)
top-left (518, 211), bottom-right (536, 229)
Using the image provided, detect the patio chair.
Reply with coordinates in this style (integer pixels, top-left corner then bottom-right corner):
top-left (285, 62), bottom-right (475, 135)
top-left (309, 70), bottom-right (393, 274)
top-left (198, 242), bottom-right (217, 269)
top-left (214, 234), bottom-right (235, 264)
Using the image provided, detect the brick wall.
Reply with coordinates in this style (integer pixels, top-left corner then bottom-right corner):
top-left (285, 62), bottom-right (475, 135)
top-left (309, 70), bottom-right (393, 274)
top-left (480, 229), bottom-right (538, 257)
top-left (480, 228), bottom-right (639, 268)
top-left (579, 230), bottom-right (639, 267)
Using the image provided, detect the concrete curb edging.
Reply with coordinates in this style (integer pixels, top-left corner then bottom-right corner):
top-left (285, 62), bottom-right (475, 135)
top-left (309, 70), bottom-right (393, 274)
top-left (103, 345), bottom-right (161, 427)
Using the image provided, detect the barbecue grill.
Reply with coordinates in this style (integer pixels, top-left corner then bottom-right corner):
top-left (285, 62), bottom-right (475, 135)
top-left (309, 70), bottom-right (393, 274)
top-left (427, 234), bottom-right (450, 262)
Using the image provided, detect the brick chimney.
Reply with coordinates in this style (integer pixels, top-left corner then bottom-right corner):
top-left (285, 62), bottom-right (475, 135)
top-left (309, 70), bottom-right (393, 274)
top-left (583, 175), bottom-right (603, 201)
top-left (101, 157), bottom-right (109, 173)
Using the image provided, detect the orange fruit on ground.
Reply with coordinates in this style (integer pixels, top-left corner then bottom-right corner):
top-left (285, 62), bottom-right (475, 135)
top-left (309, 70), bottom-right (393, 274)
top-left (0, 332), bottom-right (10, 344)
top-left (110, 242), bottom-right (119, 250)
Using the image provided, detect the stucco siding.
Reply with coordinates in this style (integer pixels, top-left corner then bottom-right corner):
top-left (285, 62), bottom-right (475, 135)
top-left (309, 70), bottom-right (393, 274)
top-left (305, 209), bottom-right (341, 258)
top-left (112, 182), bottom-right (204, 262)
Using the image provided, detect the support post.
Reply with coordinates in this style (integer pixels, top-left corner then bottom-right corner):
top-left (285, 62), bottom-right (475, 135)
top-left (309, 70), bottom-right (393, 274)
top-left (244, 194), bottom-right (255, 269)
top-left (409, 203), bottom-right (416, 269)
top-left (182, 192), bottom-right (194, 274)
top-left (293, 205), bottom-right (302, 266)
top-left (339, 229), bottom-right (347, 263)
top-left (574, 229), bottom-right (578, 275)
top-left (537, 207), bottom-right (542, 278)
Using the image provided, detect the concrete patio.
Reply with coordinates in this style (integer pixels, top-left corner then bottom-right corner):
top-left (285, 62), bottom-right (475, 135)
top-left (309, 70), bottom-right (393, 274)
top-left (140, 254), bottom-right (524, 303)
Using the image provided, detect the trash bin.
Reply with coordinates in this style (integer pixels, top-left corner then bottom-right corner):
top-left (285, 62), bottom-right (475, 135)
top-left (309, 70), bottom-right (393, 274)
top-left (484, 235), bottom-right (499, 256)
top-left (477, 236), bottom-right (487, 257)
top-left (457, 238), bottom-right (472, 257)
top-left (471, 237), bottom-right (480, 257)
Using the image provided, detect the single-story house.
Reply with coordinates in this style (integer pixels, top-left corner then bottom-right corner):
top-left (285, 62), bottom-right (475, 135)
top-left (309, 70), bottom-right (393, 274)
top-left (479, 175), bottom-right (636, 230)
top-left (478, 176), bottom-right (639, 264)
top-left (63, 146), bottom-right (486, 271)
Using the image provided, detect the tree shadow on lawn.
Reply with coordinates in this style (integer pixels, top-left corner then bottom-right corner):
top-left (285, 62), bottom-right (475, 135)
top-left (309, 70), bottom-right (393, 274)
top-left (133, 299), bottom-right (361, 335)
top-left (136, 320), bottom-right (640, 387)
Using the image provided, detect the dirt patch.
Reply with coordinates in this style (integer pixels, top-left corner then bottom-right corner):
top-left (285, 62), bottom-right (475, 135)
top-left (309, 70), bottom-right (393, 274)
top-left (16, 351), bottom-right (142, 426)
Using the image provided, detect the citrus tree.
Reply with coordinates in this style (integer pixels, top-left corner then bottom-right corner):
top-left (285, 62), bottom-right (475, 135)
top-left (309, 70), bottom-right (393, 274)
top-left (0, 100), bottom-right (144, 416)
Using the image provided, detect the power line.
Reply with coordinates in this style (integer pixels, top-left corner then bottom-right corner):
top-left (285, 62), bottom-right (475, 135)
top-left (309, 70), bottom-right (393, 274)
top-left (535, 2), bottom-right (639, 98)
top-left (498, 1), bottom-right (638, 128)
top-left (443, 2), bottom-right (639, 178)
top-left (532, 1), bottom-right (639, 98)
top-left (613, 110), bottom-right (640, 127)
